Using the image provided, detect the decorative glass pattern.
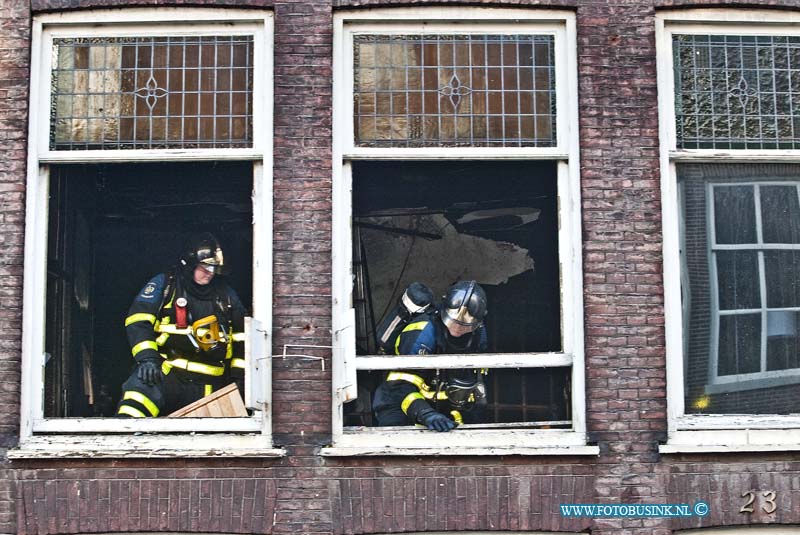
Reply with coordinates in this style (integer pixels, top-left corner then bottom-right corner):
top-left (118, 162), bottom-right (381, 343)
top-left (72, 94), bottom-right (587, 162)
top-left (50, 36), bottom-right (253, 150)
top-left (674, 34), bottom-right (800, 149)
top-left (353, 34), bottom-right (556, 147)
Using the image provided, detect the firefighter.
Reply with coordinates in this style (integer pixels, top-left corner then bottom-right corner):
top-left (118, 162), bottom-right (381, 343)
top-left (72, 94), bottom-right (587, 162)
top-left (116, 232), bottom-right (247, 418)
top-left (372, 280), bottom-right (489, 432)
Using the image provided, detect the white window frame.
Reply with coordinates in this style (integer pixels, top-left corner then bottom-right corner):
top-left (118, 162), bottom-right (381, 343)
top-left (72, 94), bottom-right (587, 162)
top-left (13, 8), bottom-right (282, 458)
top-left (657, 9), bottom-right (800, 453)
top-left (327, 7), bottom-right (596, 456)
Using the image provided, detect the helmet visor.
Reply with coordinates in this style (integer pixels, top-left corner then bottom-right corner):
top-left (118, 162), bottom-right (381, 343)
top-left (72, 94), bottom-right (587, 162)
top-left (198, 262), bottom-right (218, 274)
top-left (197, 246), bottom-right (224, 274)
top-left (441, 307), bottom-right (481, 335)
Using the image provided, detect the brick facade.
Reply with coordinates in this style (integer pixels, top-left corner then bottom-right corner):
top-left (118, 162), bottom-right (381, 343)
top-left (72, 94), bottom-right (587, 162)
top-left (3, 1), bottom-right (800, 534)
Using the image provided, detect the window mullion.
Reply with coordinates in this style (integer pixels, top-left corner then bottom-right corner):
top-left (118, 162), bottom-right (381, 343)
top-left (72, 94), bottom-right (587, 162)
top-left (754, 184), bottom-right (769, 374)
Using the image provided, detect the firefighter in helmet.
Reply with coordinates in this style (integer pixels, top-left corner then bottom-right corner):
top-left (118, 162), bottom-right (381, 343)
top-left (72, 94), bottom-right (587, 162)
top-left (116, 232), bottom-right (247, 417)
top-left (372, 280), bottom-right (489, 432)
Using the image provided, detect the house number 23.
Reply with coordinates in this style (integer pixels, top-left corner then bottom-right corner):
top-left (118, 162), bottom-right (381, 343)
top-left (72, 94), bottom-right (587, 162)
top-left (740, 490), bottom-right (777, 514)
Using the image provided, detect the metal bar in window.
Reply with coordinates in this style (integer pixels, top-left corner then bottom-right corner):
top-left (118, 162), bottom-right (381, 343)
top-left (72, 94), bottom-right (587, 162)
top-left (196, 39), bottom-right (202, 147)
top-left (212, 37), bottom-right (218, 147)
top-left (468, 36), bottom-right (474, 144)
top-left (228, 37), bottom-right (234, 146)
top-left (246, 38), bottom-right (252, 145)
top-left (753, 38), bottom-right (764, 149)
top-left (515, 37), bottom-right (522, 146)
top-left (388, 38), bottom-right (394, 140)
top-left (484, 36), bottom-right (490, 146)
top-left (148, 42), bottom-right (155, 146)
top-left (492, 372), bottom-right (499, 422)
top-left (532, 37), bottom-right (539, 146)
top-left (404, 38), bottom-right (411, 148)
top-left (755, 184), bottom-right (769, 374)
top-left (790, 39), bottom-right (797, 143)
top-left (164, 37), bottom-right (171, 144)
top-left (133, 38), bottom-right (140, 149)
top-left (521, 370), bottom-right (528, 422)
top-left (722, 36), bottom-right (733, 146)
top-left (436, 36), bottom-right (442, 145)
top-left (500, 36), bottom-right (506, 143)
top-left (769, 37), bottom-right (780, 148)
top-left (181, 39), bottom-right (187, 149)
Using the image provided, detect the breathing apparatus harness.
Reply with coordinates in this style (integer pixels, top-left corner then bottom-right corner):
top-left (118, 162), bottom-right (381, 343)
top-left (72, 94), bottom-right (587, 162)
top-left (154, 268), bottom-right (235, 357)
top-left (381, 282), bottom-right (489, 417)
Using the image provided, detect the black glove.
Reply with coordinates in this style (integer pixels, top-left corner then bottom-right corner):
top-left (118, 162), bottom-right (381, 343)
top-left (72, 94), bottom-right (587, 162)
top-left (419, 409), bottom-right (457, 432)
top-left (136, 358), bottom-right (163, 386)
top-left (203, 343), bottom-right (227, 361)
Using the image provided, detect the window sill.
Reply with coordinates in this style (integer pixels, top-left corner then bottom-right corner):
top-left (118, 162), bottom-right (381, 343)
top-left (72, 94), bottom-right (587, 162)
top-left (660, 428), bottom-right (800, 454)
top-left (322, 445), bottom-right (599, 456)
top-left (8, 434), bottom-right (285, 459)
top-left (323, 428), bottom-right (598, 456)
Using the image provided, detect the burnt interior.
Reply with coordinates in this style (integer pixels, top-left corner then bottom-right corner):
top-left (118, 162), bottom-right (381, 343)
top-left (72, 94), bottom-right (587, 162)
top-left (45, 162), bottom-right (252, 417)
top-left (348, 160), bottom-right (570, 426)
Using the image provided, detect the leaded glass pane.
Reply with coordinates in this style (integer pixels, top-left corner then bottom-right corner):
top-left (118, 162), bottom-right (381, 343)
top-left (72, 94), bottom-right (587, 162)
top-left (353, 35), bottom-right (556, 147)
top-left (50, 36), bottom-right (253, 150)
top-left (674, 34), bottom-right (800, 149)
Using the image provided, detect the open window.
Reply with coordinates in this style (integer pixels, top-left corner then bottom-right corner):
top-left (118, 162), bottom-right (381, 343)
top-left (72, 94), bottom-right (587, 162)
top-left (657, 10), bottom-right (800, 452)
top-left (328, 8), bottom-right (594, 455)
top-left (15, 9), bottom-right (279, 457)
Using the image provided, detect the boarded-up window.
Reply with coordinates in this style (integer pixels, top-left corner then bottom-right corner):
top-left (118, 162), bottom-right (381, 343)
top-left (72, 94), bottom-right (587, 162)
top-left (50, 36), bottom-right (253, 150)
top-left (353, 35), bottom-right (556, 147)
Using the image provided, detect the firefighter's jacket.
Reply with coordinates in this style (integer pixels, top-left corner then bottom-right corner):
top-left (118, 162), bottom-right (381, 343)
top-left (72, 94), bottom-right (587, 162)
top-left (372, 313), bottom-right (488, 425)
top-left (125, 271), bottom-right (247, 378)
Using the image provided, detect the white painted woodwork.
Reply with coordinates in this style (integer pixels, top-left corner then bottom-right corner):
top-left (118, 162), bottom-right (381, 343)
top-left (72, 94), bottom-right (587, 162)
top-left (657, 9), bottom-right (800, 452)
top-left (18, 9), bottom-right (275, 454)
top-left (330, 8), bottom-right (586, 454)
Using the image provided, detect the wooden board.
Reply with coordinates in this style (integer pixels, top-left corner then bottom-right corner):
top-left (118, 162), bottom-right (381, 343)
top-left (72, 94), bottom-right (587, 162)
top-left (168, 383), bottom-right (247, 417)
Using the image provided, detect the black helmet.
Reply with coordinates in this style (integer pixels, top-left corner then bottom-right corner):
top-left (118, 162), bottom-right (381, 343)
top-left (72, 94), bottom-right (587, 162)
top-left (180, 232), bottom-right (225, 275)
top-left (441, 280), bottom-right (487, 333)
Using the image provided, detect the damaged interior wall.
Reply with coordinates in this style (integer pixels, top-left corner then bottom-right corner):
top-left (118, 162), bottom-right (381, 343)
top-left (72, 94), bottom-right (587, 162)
top-left (353, 160), bottom-right (562, 355)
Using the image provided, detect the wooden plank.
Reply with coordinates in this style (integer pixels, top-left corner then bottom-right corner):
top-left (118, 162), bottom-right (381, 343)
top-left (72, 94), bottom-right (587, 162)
top-left (168, 383), bottom-right (247, 417)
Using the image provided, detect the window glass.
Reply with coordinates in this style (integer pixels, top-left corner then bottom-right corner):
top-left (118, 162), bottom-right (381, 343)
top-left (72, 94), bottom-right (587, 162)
top-left (51, 36), bottom-right (254, 150)
top-left (679, 164), bottom-right (800, 415)
top-left (353, 34), bottom-right (556, 147)
top-left (766, 310), bottom-right (800, 371)
top-left (674, 34), bottom-right (800, 149)
top-left (718, 313), bottom-right (761, 376)
top-left (715, 250), bottom-right (760, 310)
top-left (764, 250), bottom-right (800, 307)
top-left (713, 185), bottom-right (756, 244)
top-left (761, 185), bottom-right (800, 243)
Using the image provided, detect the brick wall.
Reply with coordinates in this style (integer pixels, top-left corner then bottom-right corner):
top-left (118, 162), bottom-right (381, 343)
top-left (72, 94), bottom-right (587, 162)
top-left (4, 1), bottom-right (800, 534)
top-left (0, 0), bottom-right (30, 533)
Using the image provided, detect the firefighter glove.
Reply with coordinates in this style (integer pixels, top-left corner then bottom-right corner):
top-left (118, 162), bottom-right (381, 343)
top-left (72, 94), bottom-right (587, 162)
top-left (419, 409), bottom-right (457, 432)
top-left (137, 358), bottom-right (163, 386)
